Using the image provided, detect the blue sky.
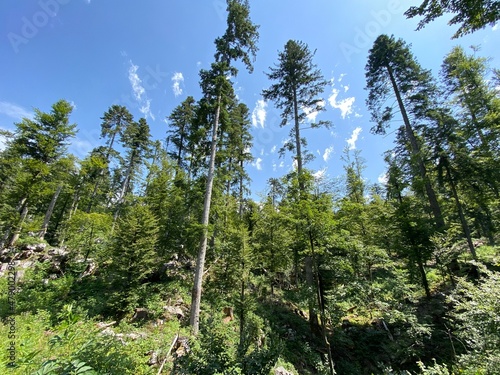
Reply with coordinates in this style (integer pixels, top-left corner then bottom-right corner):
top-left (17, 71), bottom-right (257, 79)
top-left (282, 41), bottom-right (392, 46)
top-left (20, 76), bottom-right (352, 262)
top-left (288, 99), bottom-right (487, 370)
top-left (1, 0), bottom-right (499, 198)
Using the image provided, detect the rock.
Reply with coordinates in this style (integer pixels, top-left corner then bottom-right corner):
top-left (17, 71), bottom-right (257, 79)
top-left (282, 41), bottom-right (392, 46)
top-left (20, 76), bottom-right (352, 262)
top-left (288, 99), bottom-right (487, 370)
top-left (173, 336), bottom-right (190, 358)
top-left (126, 332), bottom-right (146, 340)
top-left (131, 308), bottom-right (149, 322)
top-left (100, 327), bottom-right (116, 337)
top-left (96, 321), bottom-right (116, 329)
top-left (35, 243), bottom-right (47, 252)
top-left (275, 366), bottom-right (294, 375)
top-left (147, 350), bottom-right (159, 365)
top-left (222, 306), bottom-right (234, 323)
top-left (163, 305), bottom-right (184, 320)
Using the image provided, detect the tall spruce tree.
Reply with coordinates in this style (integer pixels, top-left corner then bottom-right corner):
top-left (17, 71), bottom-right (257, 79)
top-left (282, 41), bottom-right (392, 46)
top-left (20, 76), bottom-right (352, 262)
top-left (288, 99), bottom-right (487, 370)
top-left (5, 100), bottom-right (76, 246)
top-left (262, 39), bottom-right (330, 336)
top-left (190, 0), bottom-right (258, 335)
top-left (365, 34), bottom-right (445, 231)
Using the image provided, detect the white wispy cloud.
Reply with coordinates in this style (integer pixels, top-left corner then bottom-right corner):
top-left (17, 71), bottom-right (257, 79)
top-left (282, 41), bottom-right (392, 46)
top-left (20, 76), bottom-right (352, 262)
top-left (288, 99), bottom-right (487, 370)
top-left (313, 168), bottom-right (327, 180)
top-left (346, 127), bottom-right (362, 150)
top-left (128, 62), bottom-right (145, 101)
top-left (323, 145), bottom-right (334, 162)
top-left (328, 88), bottom-right (355, 119)
top-left (140, 100), bottom-right (155, 121)
top-left (172, 72), bottom-right (184, 97)
top-left (270, 145), bottom-right (277, 154)
top-left (0, 101), bottom-right (33, 120)
top-left (493, 23), bottom-right (499, 31)
top-left (252, 157), bottom-right (263, 171)
top-left (128, 60), bottom-right (155, 121)
top-left (378, 172), bottom-right (388, 185)
top-left (252, 99), bottom-right (267, 128)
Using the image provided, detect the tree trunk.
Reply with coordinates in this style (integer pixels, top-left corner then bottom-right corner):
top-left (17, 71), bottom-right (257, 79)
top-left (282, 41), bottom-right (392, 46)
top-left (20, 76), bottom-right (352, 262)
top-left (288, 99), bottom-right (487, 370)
top-left (309, 231), bottom-right (336, 375)
top-left (190, 96), bottom-right (221, 335)
top-left (9, 197), bottom-right (29, 247)
top-left (445, 164), bottom-right (477, 259)
top-left (416, 254), bottom-right (431, 299)
top-left (39, 184), bottom-right (63, 240)
top-left (87, 131), bottom-right (118, 213)
top-left (113, 153), bottom-right (135, 228)
top-left (387, 65), bottom-right (445, 231)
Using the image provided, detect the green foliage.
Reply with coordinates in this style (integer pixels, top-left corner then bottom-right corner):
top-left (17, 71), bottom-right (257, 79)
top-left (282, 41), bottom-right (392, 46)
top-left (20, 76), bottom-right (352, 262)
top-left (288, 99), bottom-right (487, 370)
top-left (105, 202), bottom-right (159, 313)
top-left (449, 265), bottom-right (500, 374)
top-left (405, 0), bottom-right (500, 38)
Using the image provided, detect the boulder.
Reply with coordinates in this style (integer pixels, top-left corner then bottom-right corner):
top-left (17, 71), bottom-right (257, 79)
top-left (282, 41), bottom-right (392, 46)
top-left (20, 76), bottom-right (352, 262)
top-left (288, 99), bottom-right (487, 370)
top-left (163, 305), bottom-right (184, 320)
top-left (275, 366), bottom-right (294, 375)
top-left (131, 307), bottom-right (149, 322)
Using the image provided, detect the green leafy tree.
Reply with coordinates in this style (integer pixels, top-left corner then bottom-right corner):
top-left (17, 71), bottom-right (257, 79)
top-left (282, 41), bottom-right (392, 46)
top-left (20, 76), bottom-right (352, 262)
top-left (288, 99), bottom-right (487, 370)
top-left (405, 0), bottom-right (500, 38)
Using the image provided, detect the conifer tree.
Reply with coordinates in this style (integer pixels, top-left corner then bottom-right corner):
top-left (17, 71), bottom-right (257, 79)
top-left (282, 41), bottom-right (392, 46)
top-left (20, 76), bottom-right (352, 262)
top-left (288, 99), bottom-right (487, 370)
top-left (262, 39), bottom-right (330, 336)
top-left (5, 100), bottom-right (76, 246)
top-left (366, 34), bottom-right (445, 231)
top-left (190, 0), bottom-right (259, 335)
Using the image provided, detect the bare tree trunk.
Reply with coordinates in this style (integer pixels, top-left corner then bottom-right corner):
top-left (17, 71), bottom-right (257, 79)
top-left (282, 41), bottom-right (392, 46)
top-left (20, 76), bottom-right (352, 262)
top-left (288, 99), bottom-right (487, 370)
top-left (39, 184), bottom-right (63, 240)
top-left (190, 96), bottom-right (221, 335)
top-left (8, 198), bottom-right (29, 247)
top-left (112, 155), bottom-right (135, 229)
top-left (87, 131), bottom-right (117, 213)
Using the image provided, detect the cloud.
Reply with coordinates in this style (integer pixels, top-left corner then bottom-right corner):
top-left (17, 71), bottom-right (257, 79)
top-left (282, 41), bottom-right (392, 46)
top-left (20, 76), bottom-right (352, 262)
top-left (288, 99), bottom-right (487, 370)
top-left (378, 172), bottom-right (388, 185)
top-left (323, 145), bottom-right (334, 162)
top-left (128, 62), bottom-right (145, 101)
top-left (252, 99), bottom-right (267, 128)
top-left (303, 100), bottom-right (325, 122)
top-left (128, 61), bottom-right (155, 121)
top-left (313, 168), bottom-right (327, 180)
top-left (252, 157), bottom-right (263, 170)
top-left (346, 127), bottom-right (362, 150)
top-left (270, 145), bottom-right (277, 154)
top-left (140, 100), bottom-right (155, 121)
top-left (172, 72), bottom-right (184, 97)
top-left (0, 101), bottom-right (33, 120)
top-left (328, 88), bottom-right (355, 119)
top-left (493, 23), bottom-right (499, 31)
